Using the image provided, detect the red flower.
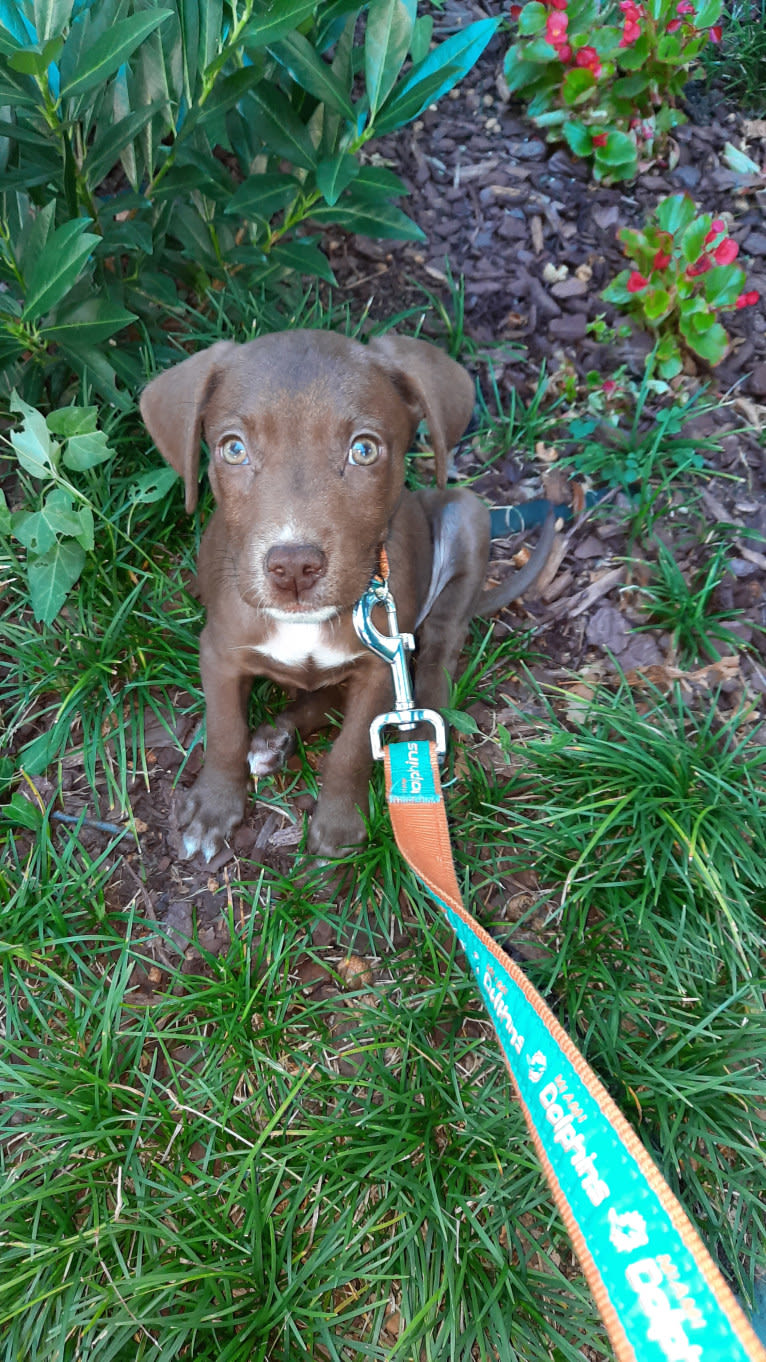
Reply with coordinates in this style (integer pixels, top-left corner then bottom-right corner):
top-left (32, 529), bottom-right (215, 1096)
top-left (676, 1), bottom-right (694, 13)
top-left (709, 24), bottom-right (722, 40)
top-left (666, 18), bottom-right (681, 30)
top-left (714, 238), bottom-right (739, 265)
top-left (545, 10), bottom-right (568, 42)
top-left (652, 249), bottom-right (671, 270)
top-left (627, 271), bottom-right (649, 292)
top-left (550, 0), bottom-right (569, 10)
top-left (575, 45), bottom-right (602, 75)
top-left (704, 218), bottom-right (726, 245)
top-left (592, 132), bottom-right (608, 147)
top-left (602, 379), bottom-right (618, 396)
top-left (557, 42), bottom-right (572, 59)
top-left (510, 4), bottom-right (523, 16)
top-left (620, 19), bottom-right (642, 43)
top-left (735, 290), bottom-right (759, 309)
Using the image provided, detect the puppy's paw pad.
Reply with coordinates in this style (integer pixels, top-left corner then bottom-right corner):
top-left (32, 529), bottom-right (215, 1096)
top-left (248, 722), bottom-right (296, 777)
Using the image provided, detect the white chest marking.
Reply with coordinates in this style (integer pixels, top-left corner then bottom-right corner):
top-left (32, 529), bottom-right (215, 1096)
top-left (254, 619), bottom-right (362, 670)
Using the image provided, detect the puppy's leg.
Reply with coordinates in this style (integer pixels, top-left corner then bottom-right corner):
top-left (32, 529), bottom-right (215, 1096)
top-left (177, 627), bottom-right (252, 860)
top-left (307, 663), bottom-right (394, 857)
top-left (252, 670), bottom-right (395, 857)
top-left (414, 490), bottom-right (490, 710)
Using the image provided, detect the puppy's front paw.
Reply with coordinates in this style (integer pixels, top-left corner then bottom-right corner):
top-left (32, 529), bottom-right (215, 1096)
top-left (248, 717), bottom-right (297, 777)
top-left (307, 796), bottom-right (367, 859)
top-left (176, 772), bottom-right (247, 861)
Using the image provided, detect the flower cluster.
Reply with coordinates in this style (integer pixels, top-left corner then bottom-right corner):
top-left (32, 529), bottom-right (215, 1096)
top-left (504, 0), bottom-right (725, 183)
top-left (603, 195), bottom-right (759, 377)
top-left (666, 0), bottom-right (722, 40)
top-left (619, 0), bottom-right (644, 47)
top-left (534, 0), bottom-right (605, 72)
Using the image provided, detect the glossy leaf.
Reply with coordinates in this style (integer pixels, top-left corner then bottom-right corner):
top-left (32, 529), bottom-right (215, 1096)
top-left (315, 152), bottom-right (359, 206)
top-left (695, 0), bottom-right (723, 24)
top-left (82, 104), bottom-right (163, 189)
top-left (41, 299), bottom-right (137, 348)
top-left (242, 0), bottom-right (318, 50)
top-left (562, 68), bottom-right (596, 104)
top-left (563, 120), bottom-right (592, 157)
top-left (269, 32), bottom-right (355, 118)
top-left (375, 17), bottom-right (499, 133)
top-left (258, 237), bottom-right (336, 284)
top-left (309, 198), bottom-right (424, 241)
top-left (21, 219), bottom-right (98, 323)
top-left (33, 0), bottom-right (73, 43)
top-left (704, 264), bottom-right (747, 309)
top-left (597, 130), bottom-right (636, 168)
top-left (352, 163), bottom-right (409, 200)
top-left (656, 195), bottom-right (696, 236)
top-left (365, 0), bottom-right (415, 120)
top-left (518, 2), bottom-right (547, 35)
top-left (59, 10), bottom-right (172, 99)
top-left (680, 317), bottom-right (728, 363)
top-left (410, 13), bottom-right (432, 65)
top-left (246, 83), bottom-right (318, 170)
top-left (8, 35), bottom-right (63, 76)
top-left (226, 172), bottom-right (302, 222)
top-left (680, 217), bottom-right (711, 265)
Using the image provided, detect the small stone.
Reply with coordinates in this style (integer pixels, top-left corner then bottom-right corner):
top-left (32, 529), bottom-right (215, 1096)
top-left (671, 165), bottom-right (701, 189)
top-left (747, 361), bottom-right (766, 396)
top-left (592, 204), bottom-right (621, 231)
top-left (508, 139), bottom-right (546, 161)
top-left (551, 277), bottom-right (589, 299)
top-left (744, 232), bottom-right (766, 255)
top-left (548, 314), bottom-right (588, 340)
top-left (586, 605), bottom-right (628, 654)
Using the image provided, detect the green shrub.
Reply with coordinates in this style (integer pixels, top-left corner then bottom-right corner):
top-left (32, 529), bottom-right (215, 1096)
top-left (503, 0), bottom-right (723, 182)
top-left (602, 193), bottom-right (759, 376)
top-left (0, 0), bottom-right (498, 404)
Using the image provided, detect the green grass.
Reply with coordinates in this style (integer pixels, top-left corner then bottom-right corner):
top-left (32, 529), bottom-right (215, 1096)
top-left (702, 0), bottom-right (766, 114)
top-left (1, 821), bottom-right (608, 1361)
top-left (2, 292), bottom-right (765, 1360)
top-left (636, 534), bottom-right (751, 664)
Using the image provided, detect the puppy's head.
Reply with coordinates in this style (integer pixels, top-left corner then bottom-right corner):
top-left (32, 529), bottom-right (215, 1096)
top-left (140, 329), bottom-right (474, 615)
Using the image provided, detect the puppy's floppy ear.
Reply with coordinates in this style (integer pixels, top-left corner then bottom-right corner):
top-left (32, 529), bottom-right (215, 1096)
top-left (140, 341), bottom-right (236, 513)
top-left (367, 334), bottom-right (475, 489)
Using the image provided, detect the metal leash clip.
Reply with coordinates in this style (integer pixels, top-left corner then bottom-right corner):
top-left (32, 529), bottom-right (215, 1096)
top-left (352, 568), bottom-right (447, 763)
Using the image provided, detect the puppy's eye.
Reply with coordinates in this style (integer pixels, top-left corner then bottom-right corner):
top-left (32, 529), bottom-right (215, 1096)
top-left (218, 436), bottom-right (248, 465)
top-left (348, 436), bottom-right (380, 467)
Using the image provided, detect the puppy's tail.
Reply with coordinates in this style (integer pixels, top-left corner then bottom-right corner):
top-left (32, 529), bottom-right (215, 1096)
top-left (474, 510), bottom-right (556, 617)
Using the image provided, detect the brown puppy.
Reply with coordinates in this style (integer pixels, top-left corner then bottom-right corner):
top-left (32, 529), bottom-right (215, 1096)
top-left (141, 330), bottom-right (550, 862)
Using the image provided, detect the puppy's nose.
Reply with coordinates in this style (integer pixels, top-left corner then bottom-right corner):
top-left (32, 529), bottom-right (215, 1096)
top-left (265, 543), bottom-right (327, 593)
